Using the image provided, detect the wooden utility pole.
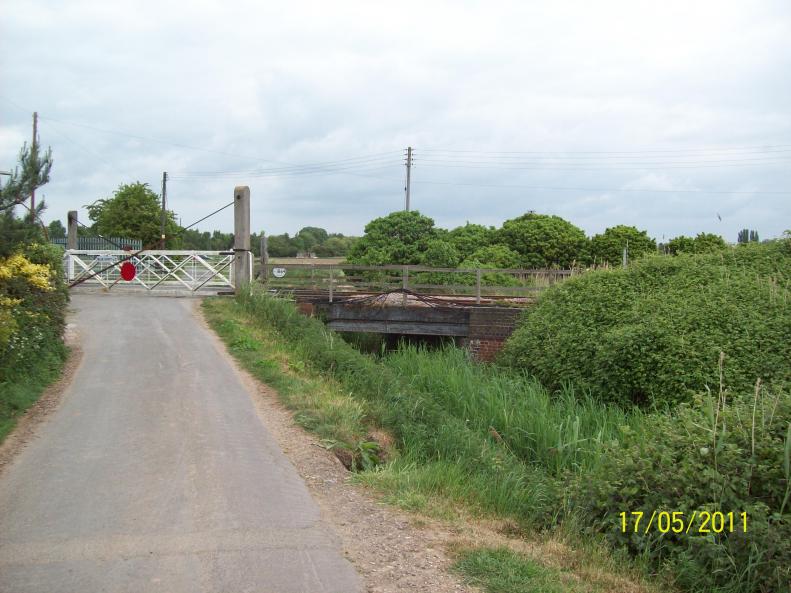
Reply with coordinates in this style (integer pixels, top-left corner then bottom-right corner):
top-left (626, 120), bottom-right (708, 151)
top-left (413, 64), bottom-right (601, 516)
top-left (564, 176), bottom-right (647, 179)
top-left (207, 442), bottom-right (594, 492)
top-left (405, 146), bottom-right (412, 211)
top-left (30, 112), bottom-right (38, 213)
top-left (160, 171), bottom-right (168, 248)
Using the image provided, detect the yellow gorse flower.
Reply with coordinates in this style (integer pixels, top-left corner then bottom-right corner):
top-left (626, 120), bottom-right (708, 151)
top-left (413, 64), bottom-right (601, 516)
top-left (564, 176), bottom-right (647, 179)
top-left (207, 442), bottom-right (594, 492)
top-left (0, 254), bottom-right (54, 292)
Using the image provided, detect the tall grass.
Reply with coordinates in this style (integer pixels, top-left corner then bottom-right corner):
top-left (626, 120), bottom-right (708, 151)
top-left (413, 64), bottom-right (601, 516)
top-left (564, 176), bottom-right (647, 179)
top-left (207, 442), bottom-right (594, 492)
top-left (385, 345), bottom-right (641, 476)
top-left (232, 288), bottom-right (643, 524)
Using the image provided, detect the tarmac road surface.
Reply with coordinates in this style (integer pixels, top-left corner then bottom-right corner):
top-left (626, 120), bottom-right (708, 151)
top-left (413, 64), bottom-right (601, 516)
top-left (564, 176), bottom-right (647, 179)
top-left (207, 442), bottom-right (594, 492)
top-left (0, 293), bottom-right (361, 593)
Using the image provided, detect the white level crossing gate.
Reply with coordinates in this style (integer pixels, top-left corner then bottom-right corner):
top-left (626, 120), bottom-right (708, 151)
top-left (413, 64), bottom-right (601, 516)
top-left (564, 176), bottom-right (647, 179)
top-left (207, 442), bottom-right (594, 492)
top-left (64, 250), bottom-right (252, 292)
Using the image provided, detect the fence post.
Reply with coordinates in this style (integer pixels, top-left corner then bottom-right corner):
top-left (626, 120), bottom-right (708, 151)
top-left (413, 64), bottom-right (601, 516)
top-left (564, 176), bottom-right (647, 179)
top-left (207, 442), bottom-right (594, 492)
top-left (329, 268), bottom-right (334, 303)
top-left (260, 234), bottom-right (268, 284)
top-left (233, 186), bottom-right (251, 291)
top-left (475, 269), bottom-right (482, 304)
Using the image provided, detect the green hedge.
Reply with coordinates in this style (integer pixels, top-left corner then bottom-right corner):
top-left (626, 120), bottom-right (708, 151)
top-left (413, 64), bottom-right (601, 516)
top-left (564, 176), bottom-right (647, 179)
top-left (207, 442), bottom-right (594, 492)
top-left (500, 242), bottom-right (791, 407)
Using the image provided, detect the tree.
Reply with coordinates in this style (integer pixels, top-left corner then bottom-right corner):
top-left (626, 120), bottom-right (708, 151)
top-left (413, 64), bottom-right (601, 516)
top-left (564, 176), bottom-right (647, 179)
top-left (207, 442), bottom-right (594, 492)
top-left (86, 182), bottom-right (179, 247)
top-left (347, 210), bottom-right (437, 265)
top-left (667, 233), bottom-right (726, 255)
top-left (293, 226), bottom-right (329, 253)
top-left (591, 225), bottom-right (656, 266)
top-left (447, 223), bottom-right (496, 259)
top-left (48, 219), bottom-right (66, 239)
top-left (462, 244), bottom-right (522, 269)
top-left (737, 228), bottom-right (759, 244)
top-left (497, 213), bottom-right (589, 268)
top-left (420, 240), bottom-right (461, 268)
top-left (267, 233), bottom-right (298, 257)
top-left (1, 141), bottom-right (53, 257)
top-left (692, 232), bottom-right (726, 253)
top-left (666, 235), bottom-right (695, 255)
top-left (315, 235), bottom-right (357, 257)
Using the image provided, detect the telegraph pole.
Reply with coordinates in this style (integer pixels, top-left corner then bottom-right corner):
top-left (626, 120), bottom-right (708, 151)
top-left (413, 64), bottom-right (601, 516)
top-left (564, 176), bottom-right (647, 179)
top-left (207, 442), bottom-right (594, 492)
top-left (30, 112), bottom-right (38, 214)
top-left (160, 171), bottom-right (168, 248)
top-left (404, 146), bottom-right (413, 211)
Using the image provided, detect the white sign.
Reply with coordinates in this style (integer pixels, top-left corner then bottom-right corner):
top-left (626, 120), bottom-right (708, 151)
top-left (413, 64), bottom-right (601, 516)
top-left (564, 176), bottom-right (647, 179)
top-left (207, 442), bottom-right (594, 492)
top-left (272, 267), bottom-right (287, 278)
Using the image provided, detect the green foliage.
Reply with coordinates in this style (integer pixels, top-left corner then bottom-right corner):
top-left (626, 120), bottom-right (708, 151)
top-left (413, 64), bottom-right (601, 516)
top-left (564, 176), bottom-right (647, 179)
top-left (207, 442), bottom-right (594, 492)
top-left (314, 234), bottom-right (357, 257)
top-left (420, 239), bottom-right (461, 268)
top-left (574, 388), bottom-right (791, 593)
top-left (591, 225), bottom-right (656, 266)
top-left (0, 244), bottom-right (68, 442)
top-left (47, 219), bottom-right (66, 239)
top-left (447, 223), bottom-right (496, 259)
top-left (453, 547), bottom-right (580, 593)
top-left (666, 233), bottom-right (727, 255)
top-left (266, 233), bottom-right (298, 257)
top-left (459, 244), bottom-right (523, 286)
top-left (210, 289), bottom-right (790, 591)
top-left (1, 141), bottom-right (53, 256)
top-left (292, 226), bottom-right (329, 252)
top-left (177, 228), bottom-right (234, 250)
top-left (347, 210), bottom-right (438, 265)
top-left (0, 141), bottom-right (52, 214)
top-left (86, 182), bottom-right (179, 247)
top-left (501, 242), bottom-right (791, 407)
top-left (464, 244), bottom-right (522, 269)
top-left (497, 213), bottom-right (589, 268)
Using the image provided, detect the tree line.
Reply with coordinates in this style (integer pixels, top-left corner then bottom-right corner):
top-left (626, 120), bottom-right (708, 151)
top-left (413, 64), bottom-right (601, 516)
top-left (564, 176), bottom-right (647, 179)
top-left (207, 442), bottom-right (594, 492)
top-left (345, 210), bottom-right (745, 270)
top-left (52, 181), bottom-right (761, 267)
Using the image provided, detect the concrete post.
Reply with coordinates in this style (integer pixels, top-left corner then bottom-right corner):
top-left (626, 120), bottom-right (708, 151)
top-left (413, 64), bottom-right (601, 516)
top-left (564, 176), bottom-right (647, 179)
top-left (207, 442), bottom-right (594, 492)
top-left (259, 234), bottom-right (268, 283)
top-left (67, 210), bottom-right (78, 249)
top-left (233, 186), bottom-right (251, 290)
top-left (66, 210), bottom-right (78, 281)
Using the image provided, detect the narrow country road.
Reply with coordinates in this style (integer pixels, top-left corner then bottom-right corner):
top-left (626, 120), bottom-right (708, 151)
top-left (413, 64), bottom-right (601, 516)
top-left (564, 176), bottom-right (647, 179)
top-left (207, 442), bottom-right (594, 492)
top-left (0, 294), bottom-right (361, 593)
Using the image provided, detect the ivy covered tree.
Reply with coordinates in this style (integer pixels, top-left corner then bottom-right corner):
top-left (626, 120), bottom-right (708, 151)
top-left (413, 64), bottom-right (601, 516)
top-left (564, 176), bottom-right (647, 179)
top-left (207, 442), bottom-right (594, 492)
top-left (347, 210), bottom-right (438, 265)
top-left (497, 212), bottom-right (589, 268)
top-left (591, 225), bottom-right (656, 266)
top-left (86, 182), bottom-right (179, 247)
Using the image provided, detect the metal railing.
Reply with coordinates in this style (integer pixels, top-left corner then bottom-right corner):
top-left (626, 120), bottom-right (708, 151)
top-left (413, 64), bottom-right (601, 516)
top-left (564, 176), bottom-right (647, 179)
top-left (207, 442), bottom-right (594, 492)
top-left (258, 262), bottom-right (574, 304)
top-left (64, 250), bottom-right (252, 292)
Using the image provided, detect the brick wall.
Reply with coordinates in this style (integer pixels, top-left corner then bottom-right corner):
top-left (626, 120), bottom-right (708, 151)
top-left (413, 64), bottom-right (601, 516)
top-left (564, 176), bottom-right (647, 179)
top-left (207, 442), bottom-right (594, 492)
top-left (465, 307), bottom-right (523, 362)
top-left (296, 301), bottom-right (315, 316)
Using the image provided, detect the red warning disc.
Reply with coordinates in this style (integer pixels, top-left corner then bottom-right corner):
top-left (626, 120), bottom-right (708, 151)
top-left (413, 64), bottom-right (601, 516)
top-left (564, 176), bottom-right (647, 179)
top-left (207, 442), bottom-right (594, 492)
top-left (120, 261), bottom-right (136, 281)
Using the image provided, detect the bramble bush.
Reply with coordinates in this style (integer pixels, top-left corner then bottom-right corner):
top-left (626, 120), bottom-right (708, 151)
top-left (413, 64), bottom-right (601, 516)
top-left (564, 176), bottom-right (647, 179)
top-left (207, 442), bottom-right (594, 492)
top-left (500, 241), bottom-right (791, 407)
top-left (573, 385), bottom-right (791, 593)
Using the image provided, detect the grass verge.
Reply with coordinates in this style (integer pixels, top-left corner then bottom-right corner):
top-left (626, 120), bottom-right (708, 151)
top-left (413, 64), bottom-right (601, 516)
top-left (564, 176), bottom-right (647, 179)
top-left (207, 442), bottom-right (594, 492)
top-left (452, 547), bottom-right (583, 593)
top-left (0, 347), bottom-right (68, 443)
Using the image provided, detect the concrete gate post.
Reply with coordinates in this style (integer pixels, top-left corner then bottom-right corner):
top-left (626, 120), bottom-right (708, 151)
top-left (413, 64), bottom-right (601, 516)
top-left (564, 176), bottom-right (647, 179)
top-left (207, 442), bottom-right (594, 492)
top-left (233, 186), bottom-right (251, 291)
top-left (67, 210), bottom-right (78, 249)
top-left (66, 210), bottom-right (78, 280)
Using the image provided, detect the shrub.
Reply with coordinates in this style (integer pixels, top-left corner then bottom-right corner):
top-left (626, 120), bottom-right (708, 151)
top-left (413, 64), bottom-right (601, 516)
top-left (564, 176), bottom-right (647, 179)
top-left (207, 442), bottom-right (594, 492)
top-left (497, 213), bottom-right (589, 268)
top-left (501, 242), bottom-right (791, 407)
top-left (0, 244), bottom-right (68, 382)
top-left (573, 386), bottom-right (791, 593)
top-left (590, 225), bottom-right (656, 266)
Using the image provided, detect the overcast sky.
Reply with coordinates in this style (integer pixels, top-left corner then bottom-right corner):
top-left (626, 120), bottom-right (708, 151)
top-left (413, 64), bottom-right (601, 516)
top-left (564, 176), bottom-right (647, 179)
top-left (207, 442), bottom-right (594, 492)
top-left (2, 0), bottom-right (790, 242)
